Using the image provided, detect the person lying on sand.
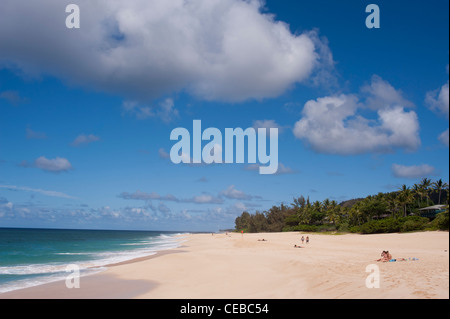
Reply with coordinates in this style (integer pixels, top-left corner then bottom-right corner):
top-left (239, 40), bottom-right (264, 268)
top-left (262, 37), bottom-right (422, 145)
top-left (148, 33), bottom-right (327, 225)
top-left (294, 245), bottom-right (303, 248)
top-left (258, 239), bottom-right (267, 241)
top-left (376, 250), bottom-right (392, 262)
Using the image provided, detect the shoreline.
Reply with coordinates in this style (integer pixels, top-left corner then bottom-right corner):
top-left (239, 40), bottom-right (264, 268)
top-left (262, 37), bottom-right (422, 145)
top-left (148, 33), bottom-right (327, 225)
top-left (1, 231), bottom-right (448, 299)
top-left (0, 244), bottom-right (188, 299)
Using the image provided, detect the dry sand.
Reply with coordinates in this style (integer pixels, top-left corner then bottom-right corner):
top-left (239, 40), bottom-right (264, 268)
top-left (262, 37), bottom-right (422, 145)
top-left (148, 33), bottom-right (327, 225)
top-left (1, 231), bottom-right (448, 299)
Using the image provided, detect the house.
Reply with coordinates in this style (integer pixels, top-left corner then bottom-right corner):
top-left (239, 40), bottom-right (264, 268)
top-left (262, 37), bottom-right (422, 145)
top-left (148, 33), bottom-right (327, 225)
top-left (418, 205), bottom-right (447, 219)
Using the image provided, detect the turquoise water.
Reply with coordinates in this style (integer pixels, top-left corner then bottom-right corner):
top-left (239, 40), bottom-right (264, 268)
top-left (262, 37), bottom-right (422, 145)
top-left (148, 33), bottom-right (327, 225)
top-left (0, 228), bottom-right (187, 293)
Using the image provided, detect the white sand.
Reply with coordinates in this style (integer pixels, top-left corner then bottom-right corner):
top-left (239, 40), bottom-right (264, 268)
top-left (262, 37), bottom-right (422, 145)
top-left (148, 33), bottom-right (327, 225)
top-left (1, 231), bottom-right (448, 299)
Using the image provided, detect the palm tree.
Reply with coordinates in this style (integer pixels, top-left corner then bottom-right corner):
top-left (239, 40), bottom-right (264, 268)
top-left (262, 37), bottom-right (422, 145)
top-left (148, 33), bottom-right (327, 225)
top-left (386, 192), bottom-right (400, 218)
top-left (322, 198), bottom-right (331, 213)
top-left (432, 179), bottom-right (449, 205)
top-left (412, 184), bottom-right (421, 207)
top-left (349, 202), bottom-right (364, 226)
top-left (420, 178), bottom-right (432, 206)
top-left (398, 184), bottom-right (414, 217)
top-left (326, 200), bottom-right (340, 226)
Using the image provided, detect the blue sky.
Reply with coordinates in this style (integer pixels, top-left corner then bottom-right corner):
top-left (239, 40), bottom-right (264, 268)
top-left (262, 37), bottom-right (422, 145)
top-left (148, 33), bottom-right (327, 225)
top-left (0, 0), bottom-right (448, 231)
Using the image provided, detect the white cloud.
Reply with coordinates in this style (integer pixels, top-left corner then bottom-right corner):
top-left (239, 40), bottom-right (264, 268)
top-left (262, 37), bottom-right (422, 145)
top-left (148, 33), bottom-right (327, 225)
top-left (275, 163), bottom-right (296, 175)
top-left (361, 75), bottom-right (414, 110)
top-left (0, 90), bottom-right (27, 105)
top-left (426, 81), bottom-right (449, 118)
top-left (0, 184), bottom-right (77, 199)
top-left (425, 67), bottom-right (449, 146)
top-left (252, 119), bottom-right (283, 136)
top-left (118, 190), bottom-right (223, 204)
top-left (244, 162), bottom-right (295, 175)
top-left (0, 0), bottom-right (330, 102)
top-left (123, 98), bottom-right (179, 122)
top-left (221, 185), bottom-right (254, 200)
top-left (26, 128), bottom-right (47, 139)
top-left (252, 119), bottom-right (281, 130)
top-left (71, 134), bottom-right (100, 146)
top-left (293, 76), bottom-right (420, 155)
top-left (0, 197), bottom-right (13, 213)
top-left (192, 194), bottom-right (223, 204)
top-left (438, 128), bottom-right (449, 147)
top-left (391, 164), bottom-right (436, 179)
top-left (158, 148), bottom-right (170, 159)
top-left (34, 156), bottom-right (73, 173)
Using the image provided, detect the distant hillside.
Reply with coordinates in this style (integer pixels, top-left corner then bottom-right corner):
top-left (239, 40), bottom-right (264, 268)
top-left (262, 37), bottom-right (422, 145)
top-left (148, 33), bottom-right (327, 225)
top-left (339, 189), bottom-right (449, 209)
top-left (339, 198), bottom-right (364, 208)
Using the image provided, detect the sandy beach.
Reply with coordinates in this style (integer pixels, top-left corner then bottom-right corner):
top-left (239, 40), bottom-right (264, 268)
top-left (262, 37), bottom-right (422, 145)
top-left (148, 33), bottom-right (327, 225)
top-left (1, 231), bottom-right (448, 299)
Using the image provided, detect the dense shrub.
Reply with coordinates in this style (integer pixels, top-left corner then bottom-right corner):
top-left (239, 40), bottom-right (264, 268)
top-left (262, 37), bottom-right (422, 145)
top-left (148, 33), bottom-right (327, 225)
top-left (358, 218), bottom-right (401, 234)
top-left (357, 216), bottom-right (429, 234)
top-left (430, 211), bottom-right (449, 230)
top-left (283, 224), bottom-right (338, 232)
top-left (399, 216), bottom-right (429, 232)
top-left (349, 225), bottom-right (361, 233)
top-left (283, 224), bottom-right (318, 232)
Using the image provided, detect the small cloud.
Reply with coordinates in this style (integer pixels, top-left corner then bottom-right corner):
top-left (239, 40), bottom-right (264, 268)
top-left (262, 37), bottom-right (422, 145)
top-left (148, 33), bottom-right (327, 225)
top-left (122, 98), bottom-right (179, 123)
top-left (361, 75), bottom-right (415, 110)
top-left (252, 119), bottom-right (283, 136)
top-left (425, 81), bottom-right (449, 119)
top-left (158, 98), bottom-right (179, 123)
top-left (0, 184), bottom-right (77, 199)
top-left (34, 156), bottom-right (73, 173)
top-left (221, 185), bottom-right (254, 200)
top-left (26, 128), bottom-right (47, 139)
top-left (391, 163), bottom-right (435, 179)
top-left (438, 128), bottom-right (449, 147)
top-left (191, 194), bottom-right (223, 204)
top-left (425, 66), bottom-right (449, 145)
top-left (275, 163), bottom-right (296, 175)
top-left (157, 203), bottom-right (171, 214)
top-left (243, 162), bottom-right (296, 175)
top-left (71, 134), bottom-right (100, 147)
top-left (0, 90), bottom-right (27, 105)
top-left (158, 148), bottom-right (170, 159)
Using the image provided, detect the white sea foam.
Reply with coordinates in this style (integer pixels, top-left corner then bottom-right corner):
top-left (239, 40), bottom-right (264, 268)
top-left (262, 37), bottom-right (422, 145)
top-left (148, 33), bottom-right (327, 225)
top-left (0, 232), bottom-right (187, 294)
top-left (0, 267), bottom-right (105, 293)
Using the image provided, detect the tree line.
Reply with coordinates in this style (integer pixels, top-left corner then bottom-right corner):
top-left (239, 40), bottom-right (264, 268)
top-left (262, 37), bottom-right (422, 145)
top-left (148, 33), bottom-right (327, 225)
top-left (234, 178), bottom-right (449, 234)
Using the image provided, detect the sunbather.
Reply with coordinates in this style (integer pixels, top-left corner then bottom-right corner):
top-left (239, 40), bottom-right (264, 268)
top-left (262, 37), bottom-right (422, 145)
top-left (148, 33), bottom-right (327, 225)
top-left (376, 250), bottom-right (392, 262)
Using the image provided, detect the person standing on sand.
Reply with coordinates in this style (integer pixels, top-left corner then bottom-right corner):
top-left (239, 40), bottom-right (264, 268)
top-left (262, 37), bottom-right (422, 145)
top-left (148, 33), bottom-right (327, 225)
top-left (301, 236), bottom-right (305, 245)
top-left (306, 236), bottom-right (309, 244)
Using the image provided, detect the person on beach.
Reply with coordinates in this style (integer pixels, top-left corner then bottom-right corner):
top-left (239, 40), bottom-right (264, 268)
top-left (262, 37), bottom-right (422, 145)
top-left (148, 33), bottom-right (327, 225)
top-left (376, 251), bottom-right (388, 262)
top-left (376, 251), bottom-right (392, 262)
top-left (301, 236), bottom-right (304, 244)
top-left (306, 236), bottom-right (309, 244)
top-left (385, 250), bottom-right (392, 260)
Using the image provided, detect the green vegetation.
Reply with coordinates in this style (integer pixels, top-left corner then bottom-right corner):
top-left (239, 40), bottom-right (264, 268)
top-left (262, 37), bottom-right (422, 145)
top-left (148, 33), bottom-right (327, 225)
top-left (235, 178), bottom-right (449, 234)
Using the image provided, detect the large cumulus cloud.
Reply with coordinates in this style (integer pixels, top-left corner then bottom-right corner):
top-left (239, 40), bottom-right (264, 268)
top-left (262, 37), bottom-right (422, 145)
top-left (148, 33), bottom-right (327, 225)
top-left (293, 76), bottom-right (420, 155)
top-left (0, 0), bottom-right (330, 102)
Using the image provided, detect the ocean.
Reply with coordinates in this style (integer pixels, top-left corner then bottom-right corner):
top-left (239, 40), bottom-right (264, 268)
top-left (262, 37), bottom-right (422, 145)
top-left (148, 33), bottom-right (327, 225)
top-left (0, 227), bottom-right (188, 293)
